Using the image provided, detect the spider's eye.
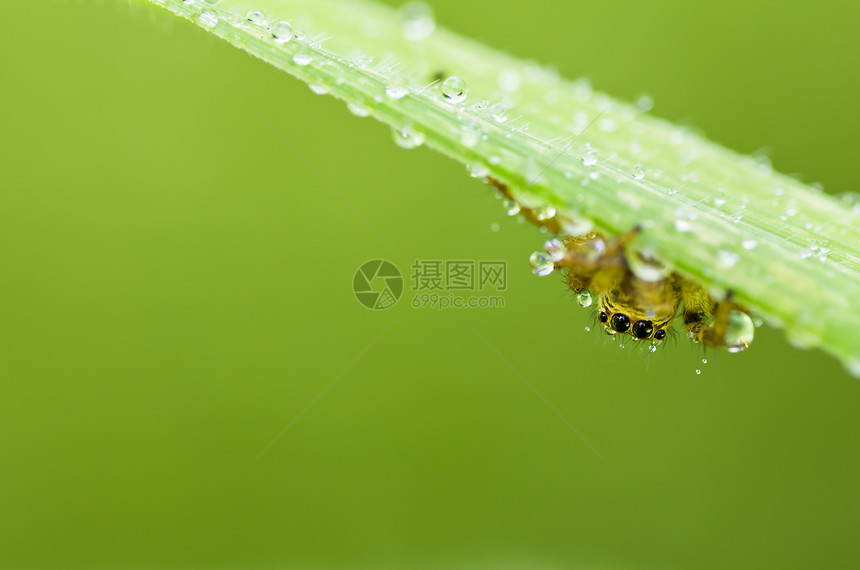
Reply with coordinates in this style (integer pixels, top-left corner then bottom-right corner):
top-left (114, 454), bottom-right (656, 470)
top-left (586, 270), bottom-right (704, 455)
top-left (632, 320), bottom-right (654, 339)
top-left (610, 313), bottom-right (630, 333)
top-left (654, 329), bottom-right (667, 340)
top-left (598, 311), bottom-right (608, 323)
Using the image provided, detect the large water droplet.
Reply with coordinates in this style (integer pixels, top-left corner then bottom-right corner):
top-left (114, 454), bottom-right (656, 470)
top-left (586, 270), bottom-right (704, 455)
top-left (441, 76), bottom-right (468, 103)
top-left (529, 251), bottom-right (555, 276)
top-left (400, 1), bottom-right (435, 41)
top-left (544, 238), bottom-right (565, 262)
top-left (272, 21), bottom-right (293, 44)
top-left (577, 292), bottom-right (593, 308)
top-left (725, 310), bottom-right (755, 353)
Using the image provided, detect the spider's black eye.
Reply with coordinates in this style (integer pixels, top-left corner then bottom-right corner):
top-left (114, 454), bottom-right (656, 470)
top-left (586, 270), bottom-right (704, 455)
top-left (598, 311), bottom-right (608, 323)
top-left (654, 329), bottom-right (667, 340)
top-left (632, 320), bottom-right (654, 339)
top-left (610, 313), bottom-right (630, 333)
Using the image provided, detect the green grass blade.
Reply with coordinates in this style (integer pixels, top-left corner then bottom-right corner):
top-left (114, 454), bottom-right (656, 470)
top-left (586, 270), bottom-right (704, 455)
top-left (143, 0), bottom-right (860, 376)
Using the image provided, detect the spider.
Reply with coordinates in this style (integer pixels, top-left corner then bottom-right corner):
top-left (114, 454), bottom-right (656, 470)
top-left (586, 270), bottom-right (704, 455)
top-left (488, 177), bottom-right (756, 351)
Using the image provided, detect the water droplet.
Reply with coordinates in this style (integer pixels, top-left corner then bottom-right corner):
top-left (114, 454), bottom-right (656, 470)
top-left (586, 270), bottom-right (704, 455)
top-left (293, 29), bottom-right (306, 41)
top-left (392, 127), bottom-right (425, 149)
top-left (198, 10), bottom-right (219, 28)
top-left (725, 310), bottom-right (755, 353)
top-left (503, 200), bottom-right (520, 216)
top-left (246, 9), bottom-right (268, 27)
top-left (674, 219), bottom-right (692, 232)
top-left (468, 162), bottom-right (489, 178)
top-left (584, 326), bottom-right (591, 332)
top-left (535, 206), bottom-right (556, 221)
top-left (441, 76), bottom-right (468, 103)
top-left (742, 239), bottom-right (757, 250)
top-left (529, 251), bottom-right (555, 277)
top-left (717, 250), bottom-right (739, 269)
top-left (582, 153), bottom-right (598, 167)
top-left (385, 78), bottom-right (409, 99)
top-left (543, 238), bottom-right (565, 262)
top-left (490, 102), bottom-right (509, 123)
top-left (577, 292), bottom-right (593, 308)
top-left (695, 369), bottom-right (702, 375)
top-left (272, 20), bottom-right (293, 43)
top-left (347, 102), bottom-right (370, 117)
top-left (635, 93), bottom-right (654, 112)
top-left (648, 343), bottom-right (657, 353)
top-left (490, 222), bottom-right (500, 232)
top-left (292, 54), bottom-right (312, 66)
top-left (631, 164), bottom-right (645, 180)
top-left (702, 358), bottom-right (708, 364)
top-left (308, 84), bottom-right (329, 95)
top-left (400, 1), bottom-right (435, 41)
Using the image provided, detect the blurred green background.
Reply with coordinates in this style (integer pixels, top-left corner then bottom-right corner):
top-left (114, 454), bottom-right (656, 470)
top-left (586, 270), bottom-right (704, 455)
top-left (1, 1), bottom-right (859, 568)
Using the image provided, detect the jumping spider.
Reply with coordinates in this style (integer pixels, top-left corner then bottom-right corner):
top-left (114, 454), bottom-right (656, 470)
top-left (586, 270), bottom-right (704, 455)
top-left (488, 177), bottom-right (756, 352)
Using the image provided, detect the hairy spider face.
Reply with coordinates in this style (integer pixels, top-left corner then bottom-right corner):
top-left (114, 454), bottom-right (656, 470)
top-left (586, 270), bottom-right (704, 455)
top-left (598, 293), bottom-right (673, 341)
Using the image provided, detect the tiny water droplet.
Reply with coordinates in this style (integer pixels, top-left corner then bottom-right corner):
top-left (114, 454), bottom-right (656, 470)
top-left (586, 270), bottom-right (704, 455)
top-left (246, 9), bottom-right (268, 27)
top-left (400, 1), bottom-right (435, 41)
top-left (468, 162), bottom-right (489, 178)
top-left (392, 127), bottom-right (425, 149)
top-left (490, 222), bottom-right (500, 232)
top-left (309, 84), bottom-right (329, 95)
top-left (631, 164), bottom-right (645, 179)
top-left (584, 326), bottom-right (591, 332)
top-left (272, 21), bottom-right (293, 43)
top-left (635, 93), bottom-right (654, 112)
top-left (582, 154), bottom-right (598, 167)
top-left (717, 250), bottom-right (739, 269)
top-left (695, 369), bottom-right (702, 375)
top-left (198, 10), bottom-right (219, 28)
top-left (535, 206), bottom-right (556, 221)
top-left (503, 200), bottom-right (520, 216)
top-left (529, 251), bottom-right (554, 277)
top-left (649, 343), bottom-right (657, 353)
top-left (544, 238), bottom-right (565, 262)
top-left (441, 76), bottom-right (468, 103)
top-left (347, 102), bottom-right (370, 117)
top-left (577, 292), bottom-right (592, 308)
top-left (490, 102), bottom-right (509, 122)
top-left (385, 78), bottom-right (409, 99)
top-left (742, 239), bottom-right (757, 250)
top-left (292, 54), bottom-right (312, 66)
top-left (674, 219), bottom-right (692, 232)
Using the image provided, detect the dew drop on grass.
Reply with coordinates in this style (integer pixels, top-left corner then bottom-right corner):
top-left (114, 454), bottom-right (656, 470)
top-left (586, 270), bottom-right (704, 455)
top-left (272, 21), bottom-right (293, 43)
top-left (468, 162), bottom-right (489, 178)
top-left (490, 102), bottom-right (509, 123)
top-left (631, 164), bottom-right (645, 179)
top-left (392, 127), bottom-right (425, 149)
top-left (400, 1), bottom-right (435, 41)
top-left (535, 206), bottom-right (556, 221)
top-left (198, 10), bottom-right (218, 28)
top-left (441, 76), bottom-right (468, 103)
top-left (529, 251), bottom-right (554, 276)
top-left (717, 250), bottom-right (739, 269)
top-left (347, 102), bottom-right (370, 118)
top-left (293, 54), bottom-right (312, 66)
top-left (246, 9), bottom-right (268, 27)
top-left (582, 154), bottom-right (598, 167)
top-left (309, 84), bottom-right (329, 95)
top-left (385, 78), bottom-right (409, 99)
